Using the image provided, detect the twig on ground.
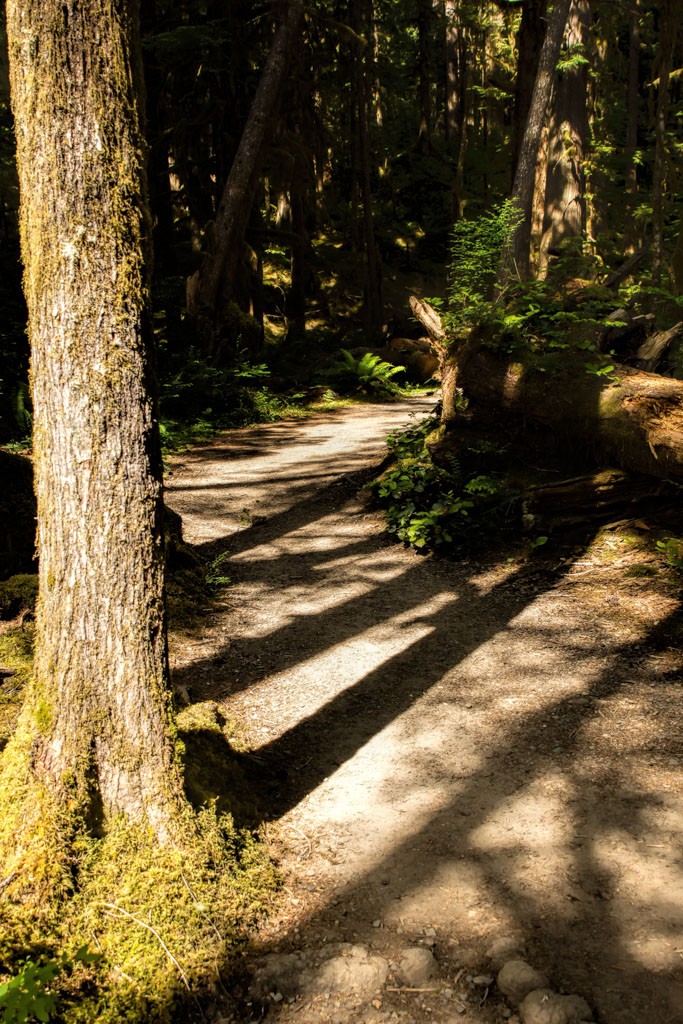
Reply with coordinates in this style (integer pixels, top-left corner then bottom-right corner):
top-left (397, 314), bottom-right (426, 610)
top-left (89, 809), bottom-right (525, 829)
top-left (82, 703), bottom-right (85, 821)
top-left (0, 869), bottom-right (19, 894)
top-left (99, 902), bottom-right (191, 992)
top-left (386, 986), bottom-right (441, 993)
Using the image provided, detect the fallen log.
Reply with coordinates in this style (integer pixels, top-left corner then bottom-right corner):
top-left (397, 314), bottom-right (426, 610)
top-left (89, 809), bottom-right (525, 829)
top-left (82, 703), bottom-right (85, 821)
top-left (524, 469), bottom-right (676, 529)
top-left (443, 348), bottom-right (683, 481)
top-left (633, 322), bottom-right (682, 372)
top-left (602, 247), bottom-right (648, 290)
top-left (409, 297), bottom-right (683, 482)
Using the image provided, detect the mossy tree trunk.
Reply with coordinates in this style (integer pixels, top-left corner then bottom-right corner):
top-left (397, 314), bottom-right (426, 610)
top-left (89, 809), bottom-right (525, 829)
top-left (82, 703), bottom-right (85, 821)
top-left (538, 0), bottom-right (590, 273)
top-left (4, 0), bottom-right (186, 841)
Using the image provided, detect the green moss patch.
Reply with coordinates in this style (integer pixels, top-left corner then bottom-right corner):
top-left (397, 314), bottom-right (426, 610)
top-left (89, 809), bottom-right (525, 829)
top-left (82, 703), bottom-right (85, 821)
top-left (0, 728), bottom-right (278, 1024)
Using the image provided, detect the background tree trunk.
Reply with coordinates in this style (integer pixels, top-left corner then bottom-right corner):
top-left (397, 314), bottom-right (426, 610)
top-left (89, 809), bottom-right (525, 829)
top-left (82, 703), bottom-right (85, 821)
top-left (194, 0), bottom-right (305, 336)
top-left (511, 0), bottom-right (548, 182)
top-left (417, 0), bottom-right (434, 150)
top-left (444, 0), bottom-right (459, 142)
top-left (5, 0), bottom-right (185, 840)
top-left (539, 0), bottom-right (590, 274)
top-left (352, 0), bottom-right (384, 342)
top-left (624, 0), bottom-right (641, 253)
top-left (500, 0), bottom-right (573, 285)
top-left (651, 0), bottom-right (678, 286)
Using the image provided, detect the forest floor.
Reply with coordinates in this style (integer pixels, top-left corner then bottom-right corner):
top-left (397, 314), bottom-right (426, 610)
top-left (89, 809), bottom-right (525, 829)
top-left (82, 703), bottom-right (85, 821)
top-left (166, 398), bottom-right (683, 1024)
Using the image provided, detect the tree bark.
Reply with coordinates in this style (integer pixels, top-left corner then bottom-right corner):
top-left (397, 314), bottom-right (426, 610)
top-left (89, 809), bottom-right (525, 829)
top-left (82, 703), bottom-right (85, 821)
top-left (624, 0), bottom-right (641, 253)
top-left (444, 0), bottom-right (459, 141)
top-left (194, 0), bottom-right (305, 327)
top-left (511, 0), bottom-right (548, 182)
top-left (417, 0), bottom-right (434, 150)
top-left (672, 213), bottom-right (683, 296)
top-left (651, 0), bottom-right (678, 286)
top-left (539, 0), bottom-right (590, 272)
top-left (500, 0), bottom-right (573, 285)
top-left (5, 0), bottom-right (185, 839)
top-left (352, 0), bottom-right (384, 342)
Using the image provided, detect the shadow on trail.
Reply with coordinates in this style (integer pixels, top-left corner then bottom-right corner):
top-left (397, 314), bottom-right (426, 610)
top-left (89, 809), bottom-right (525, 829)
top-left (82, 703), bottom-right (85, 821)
top-left (166, 402), bottom-right (682, 1023)
top-left (246, 595), bottom-right (683, 1024)
top-left (181, 486), bottom-right (681, 1023)
top-left (245, 558), bottom-right (574, 817)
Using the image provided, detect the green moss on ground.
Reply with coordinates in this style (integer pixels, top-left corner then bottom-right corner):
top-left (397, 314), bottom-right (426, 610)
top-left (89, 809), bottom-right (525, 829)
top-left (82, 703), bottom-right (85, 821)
top-left (0, 703), bottom-right (278, 1023)
top-left (0, 783), bottom-right (277, 1023)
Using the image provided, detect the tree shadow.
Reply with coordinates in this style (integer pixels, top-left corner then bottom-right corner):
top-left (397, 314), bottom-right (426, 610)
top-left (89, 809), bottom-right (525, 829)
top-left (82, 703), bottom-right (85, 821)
top-left (240, 591), bottom-right (683, 1024)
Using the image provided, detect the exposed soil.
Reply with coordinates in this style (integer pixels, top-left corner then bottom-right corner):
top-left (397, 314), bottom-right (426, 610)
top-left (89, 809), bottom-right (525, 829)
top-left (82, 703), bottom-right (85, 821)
top-left (166, 399), bottom-right (683, 1024)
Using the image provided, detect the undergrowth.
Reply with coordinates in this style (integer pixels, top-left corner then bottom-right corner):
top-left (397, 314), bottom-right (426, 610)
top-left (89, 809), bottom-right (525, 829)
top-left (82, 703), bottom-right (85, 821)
top-left (445, 202), bottom-right (683, 378)
top-left (318, 349), bottom-right (406, 398)
top-left (371, 414), bottom-right (520, 553)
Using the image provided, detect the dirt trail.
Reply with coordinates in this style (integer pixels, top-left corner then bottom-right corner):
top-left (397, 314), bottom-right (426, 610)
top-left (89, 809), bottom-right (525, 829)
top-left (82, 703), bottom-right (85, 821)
top-left (166, 400), bottom-right (683, 1024)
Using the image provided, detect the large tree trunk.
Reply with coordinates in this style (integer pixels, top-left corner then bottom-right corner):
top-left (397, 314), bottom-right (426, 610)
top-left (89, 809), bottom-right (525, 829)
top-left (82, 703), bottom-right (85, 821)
top-left (4, 0), bottom-right (185, 840)
top-left (192, 0), bottom-right (305, 336)
top-left (500, 0), bottom-right (573, 285)
top-left (538, 0), bottom-right (590, 274)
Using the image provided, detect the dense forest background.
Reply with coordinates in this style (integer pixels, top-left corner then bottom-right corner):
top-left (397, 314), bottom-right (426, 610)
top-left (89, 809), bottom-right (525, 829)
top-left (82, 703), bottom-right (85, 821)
top-left (0, 0), bottom-right (682, 448)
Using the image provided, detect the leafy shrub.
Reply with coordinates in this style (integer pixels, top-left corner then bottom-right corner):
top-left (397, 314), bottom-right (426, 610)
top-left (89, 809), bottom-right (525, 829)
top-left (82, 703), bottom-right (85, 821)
top-left (656, 536), bottom-right (683, 570)
top-left (0, 575), bottom-right (38, 621)
top-left (446, 200), bottom-right (522, 336)
top-left (0, 948), bottom-right (100, 1024)
top-left (158, 350), bottom-right (296, 447)
top-left (372, 415), bottom-right (517, 552)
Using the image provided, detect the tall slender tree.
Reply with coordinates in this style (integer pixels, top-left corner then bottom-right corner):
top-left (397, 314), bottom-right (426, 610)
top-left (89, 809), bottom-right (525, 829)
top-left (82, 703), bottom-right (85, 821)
top-left (190, 0), bottom-right (305, 349)
top-left (651, 0), bottom-right (679, 285)
top-left (500, 0), bottom-right (573, 284)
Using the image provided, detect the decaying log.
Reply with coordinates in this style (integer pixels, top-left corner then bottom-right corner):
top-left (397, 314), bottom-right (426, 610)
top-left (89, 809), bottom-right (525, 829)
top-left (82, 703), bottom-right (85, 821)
top-left (633, 322), bottom-right (682, 371)
top-left (603, 247), bottom-right (648, 290)
top-left (598, 308), bottom-right (655, 352)
top-left (449, 349), bottom-right (683, 480)
top-left (413, 294), bottom-right (683, 480)
top-left (409, 295), bottom-right (447, 347)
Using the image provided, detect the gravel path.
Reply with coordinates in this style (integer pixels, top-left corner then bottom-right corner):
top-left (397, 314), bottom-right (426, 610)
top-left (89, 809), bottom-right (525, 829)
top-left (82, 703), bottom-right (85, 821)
top-left (166, 400), bottom-right (683, 1024)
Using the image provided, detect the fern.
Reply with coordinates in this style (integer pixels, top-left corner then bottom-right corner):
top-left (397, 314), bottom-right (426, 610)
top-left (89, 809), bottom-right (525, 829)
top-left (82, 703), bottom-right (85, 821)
top-left (446, 200), bottom-right (523, 336)
top-left (321, 349), bottom-right (405, 396)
